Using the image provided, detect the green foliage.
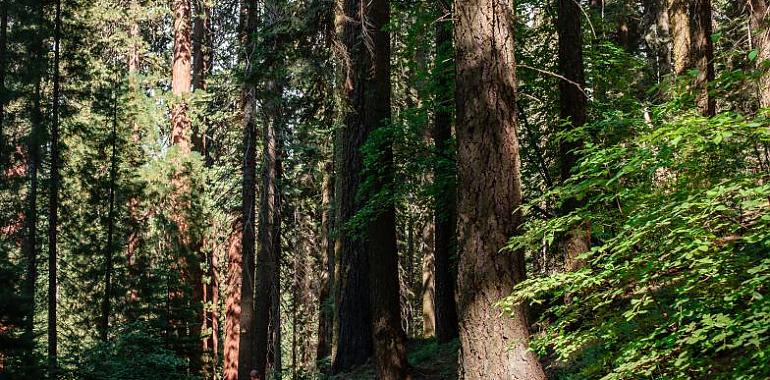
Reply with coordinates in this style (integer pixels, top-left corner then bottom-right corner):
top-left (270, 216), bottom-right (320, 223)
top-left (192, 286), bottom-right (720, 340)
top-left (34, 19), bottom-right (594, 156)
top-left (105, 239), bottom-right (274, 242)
top-left (505, 107), bottom-right (770, 379)
top-left (64, 323), bottom-right (194, 380)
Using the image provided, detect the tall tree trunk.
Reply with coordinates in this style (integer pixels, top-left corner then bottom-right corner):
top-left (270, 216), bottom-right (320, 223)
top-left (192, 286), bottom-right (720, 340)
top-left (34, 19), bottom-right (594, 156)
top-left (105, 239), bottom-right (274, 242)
top-left (125, 0), bottom-right (142, 321)
top-left (23, 60), bottom-right (43, 364)
top-left (558, 0), bottom-right (590, 273)
top-left (432, 1), bottom-right (459, 343)
top-left (224, 226), bottom-right (243, 380)
top-left (209, 245), bottom-right (220, 380)
top-left (421, 237), bottom-right (435, 337)
top-left (192, 1), bottom-right (216, 376)
top-left (315, 160), bottom-right (334, 363)
top-left (343, 0), bottom-right (408, 376)
top-left (669, 0), bottom-right (715, 116)
top-left (331, 0), bottom-right (373, 372)
top-left (192, 0), bottom-right (211, 92)
top-left (0, 0), bottom-right (6, 146)
top-left (23, 0), bottom-right (48, 353)
top-left (749, 0), bottom-right (770, 107)
top-left (255, 2), bottom-right (285, 375)
top-left (454, 0), bottom-right (546, 378)
top-left (48, 0), bottom-right (62, 376)
top-left (404, 216), bottom-right (415, 336)
top-left (100, 88), bottom-right (119, 342)
top-left (237, 0), bottom-right (259, 378)
top-left (172, 0), bottom-right (193, 150)
top-left (171, 0), bottom-right (204, 372)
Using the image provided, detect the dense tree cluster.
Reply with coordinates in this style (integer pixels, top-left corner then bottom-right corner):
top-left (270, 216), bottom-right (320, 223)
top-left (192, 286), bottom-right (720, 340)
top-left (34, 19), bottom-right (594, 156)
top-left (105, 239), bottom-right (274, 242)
top-left (1, 0), bottom-right (769, 379)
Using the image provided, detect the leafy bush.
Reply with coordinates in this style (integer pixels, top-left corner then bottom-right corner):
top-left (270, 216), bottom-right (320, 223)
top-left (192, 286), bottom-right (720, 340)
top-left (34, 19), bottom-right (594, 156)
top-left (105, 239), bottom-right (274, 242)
top-left (504, 108), bottom-right (770, 379)
top-left (64, 323), bottom-right (194, 380)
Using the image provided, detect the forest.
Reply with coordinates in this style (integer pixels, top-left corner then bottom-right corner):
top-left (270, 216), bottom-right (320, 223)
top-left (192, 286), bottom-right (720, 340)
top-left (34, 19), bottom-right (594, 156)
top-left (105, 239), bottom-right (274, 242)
top-left (1, 0), bottom-right (770, 379)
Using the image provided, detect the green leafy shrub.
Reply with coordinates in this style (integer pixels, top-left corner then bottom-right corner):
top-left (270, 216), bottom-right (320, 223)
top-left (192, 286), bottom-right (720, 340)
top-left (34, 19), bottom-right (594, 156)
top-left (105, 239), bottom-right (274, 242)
top-left (64, 323), bottom-right (194, 380)
top-left (504, 109), bottom-right (770, 380)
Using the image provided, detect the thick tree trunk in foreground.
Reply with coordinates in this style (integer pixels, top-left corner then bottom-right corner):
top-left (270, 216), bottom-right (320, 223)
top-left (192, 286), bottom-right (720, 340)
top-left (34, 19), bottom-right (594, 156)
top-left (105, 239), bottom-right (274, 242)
top-left (669, 0), bottom-right (715, 116)
top-left (237, 0), bottom-right (258, 378)
top-left (454, 0), bottom-right (547, 378)
top-left (48, 0), bottom-right (63, 376)
top-left (749, 0), bottom-right (770, 107)
top-left (433, 2), bottom-right (459, 343)
top-left (558, 0), bottom-right (590, 273)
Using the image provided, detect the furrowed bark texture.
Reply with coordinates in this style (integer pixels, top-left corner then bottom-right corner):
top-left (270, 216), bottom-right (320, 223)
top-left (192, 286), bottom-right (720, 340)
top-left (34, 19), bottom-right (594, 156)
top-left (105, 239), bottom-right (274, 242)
top-left (224, 226), bottom-right (243, 380)
top-left (454, 0), bottom-right (547, 378)
top-left (330, 0), bottom-right (374, 371)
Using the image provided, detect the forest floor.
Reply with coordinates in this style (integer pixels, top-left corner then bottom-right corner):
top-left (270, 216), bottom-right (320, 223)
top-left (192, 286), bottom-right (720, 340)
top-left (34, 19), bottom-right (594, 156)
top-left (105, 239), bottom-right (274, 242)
top-left (331, 339), bottom-right (459, 380)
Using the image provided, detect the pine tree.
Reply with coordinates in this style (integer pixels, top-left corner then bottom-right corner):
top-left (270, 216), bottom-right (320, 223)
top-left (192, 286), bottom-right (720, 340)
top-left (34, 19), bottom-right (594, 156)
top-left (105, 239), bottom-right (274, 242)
top-left (454, 0), bottom-right (546, 377)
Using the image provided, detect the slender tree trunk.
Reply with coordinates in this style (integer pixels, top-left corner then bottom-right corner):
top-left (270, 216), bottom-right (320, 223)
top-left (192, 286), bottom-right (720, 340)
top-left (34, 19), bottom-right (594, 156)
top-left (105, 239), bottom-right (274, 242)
top-left (432, 2), bottom-right (459, 343)
top-left (291, 256), bottom-right (298, 379)
top-left (0, 1), bottom-right (7, 145)
top-left (23, 0), bottom-right (47, 348)
top-left (125, 0), bottom-right (142, 321)
top-left (669, 0), bottom-right (715, 116)
top-left (315, 160), bottom-right (334, 362)
top-left (254, 17), bottom-right (284, 380)
top-left (421, 238), bottom-right (435, 337)
top-left (23, 69), bottom-right (42, 361)
top-left (558, 0), bottom-right (590, 273)
top-left (749, 0), bottom-right (770, 107)
top-left (100, 88), bottom-right (119, 342)
top-left (22, 42), bottom-right (45, 350)
top-left (224, 226), bottom-right (243, 380)
top-left (237, 1), bottom-right (259, 378)
top-left (209, 244), bottom-right (220, 380)
top-left (454, 0), bottom-right (546, 378)
top-left (48, 0), bottom-right (63, 376)
top-left (404, 216), bottom-right (415, 336)
top-left (192, 1), bottom-right (215, 376)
